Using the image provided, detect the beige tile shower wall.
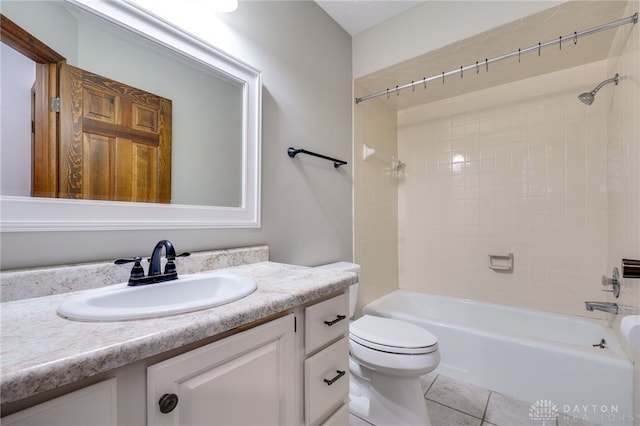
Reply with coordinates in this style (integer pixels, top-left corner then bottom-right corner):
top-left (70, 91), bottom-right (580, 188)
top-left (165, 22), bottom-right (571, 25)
top-left (608, 1), bottom-right (640, 322)
top-left (607, 0), bottom-right (640, 416)
top-left (398, 61), bottom-right (611, 318)
top-left (353, 83), bottom-right (399, 317)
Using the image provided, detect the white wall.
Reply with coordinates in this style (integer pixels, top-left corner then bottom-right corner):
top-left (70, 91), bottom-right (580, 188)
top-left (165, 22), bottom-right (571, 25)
top-left (0, 44), bottom-right (34, 197)
top-left (0, 1), bottom-right (353, 270)
top-left (352, 0), bottom-right (561, 78)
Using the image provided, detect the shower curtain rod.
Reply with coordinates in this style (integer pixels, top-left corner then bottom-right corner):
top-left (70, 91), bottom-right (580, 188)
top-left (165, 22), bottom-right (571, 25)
top-left (355, 13), bottom-right (638, 104)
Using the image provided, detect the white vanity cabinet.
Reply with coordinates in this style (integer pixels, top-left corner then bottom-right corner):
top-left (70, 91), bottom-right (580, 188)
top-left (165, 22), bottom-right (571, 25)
top-left (1, 289), bottom-right (352, 426)
top-left (303, 292), bottom-right (350, 426)
top-left (146, 292), bottom-right (350, 426)
top-left (147, 314), bottom-right (296, 426)
top-left (1, 379), bottom-right (118, 426)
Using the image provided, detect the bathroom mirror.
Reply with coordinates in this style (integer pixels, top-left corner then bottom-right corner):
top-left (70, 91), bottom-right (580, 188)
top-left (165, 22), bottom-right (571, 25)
top-left (0, 0), bottom-right (261, 231)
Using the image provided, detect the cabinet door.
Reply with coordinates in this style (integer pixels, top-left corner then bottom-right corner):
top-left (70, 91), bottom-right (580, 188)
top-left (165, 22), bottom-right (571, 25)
top-left (148, 314), bottom-right (295, 426)
top-left (320, 403), bottom-right (349, 426)
top-left (2, 378), bottom-right (117, 426)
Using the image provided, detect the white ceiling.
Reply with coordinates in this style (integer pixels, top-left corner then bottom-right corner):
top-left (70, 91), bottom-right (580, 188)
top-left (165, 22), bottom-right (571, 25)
top-left (312, 1), bottom-right (631, 109)
top-left (314, 0), bottom-right (426, 36)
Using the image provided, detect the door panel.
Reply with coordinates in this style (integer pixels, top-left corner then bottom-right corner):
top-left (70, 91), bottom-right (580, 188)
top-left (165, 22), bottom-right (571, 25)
top-left (147, 314), bottom-right (296, 426)
top-left (180, 342), bottom-right (280, 425)
top-left (83, 87), bottom-right (117, 124)
top-left (117, 140), bottom-right (160, 203)
top-left (82, 133), bottom-right (113, 200)
top-left (132, 103), bottom-right (158, 132)
top-left (59, 62), bottom-right (172, 203)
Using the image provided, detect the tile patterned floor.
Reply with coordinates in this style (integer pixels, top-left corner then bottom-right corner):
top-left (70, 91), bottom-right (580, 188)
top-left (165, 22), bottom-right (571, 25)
top-left (349, 374), bottom-right (602, 426)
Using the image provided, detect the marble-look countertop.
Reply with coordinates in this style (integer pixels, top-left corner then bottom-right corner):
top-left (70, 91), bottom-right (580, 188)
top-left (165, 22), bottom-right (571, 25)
top-left (0, 261), bottom-right (356, 405)
top-left (1, 245), bottom-right (269, 302)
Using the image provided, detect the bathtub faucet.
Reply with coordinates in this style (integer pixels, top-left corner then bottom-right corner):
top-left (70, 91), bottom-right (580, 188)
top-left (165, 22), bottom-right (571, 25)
top-left (584, 301), bottom-right (618, 314)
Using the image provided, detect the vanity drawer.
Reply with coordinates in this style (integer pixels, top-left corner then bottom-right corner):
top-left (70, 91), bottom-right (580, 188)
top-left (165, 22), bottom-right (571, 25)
top-left (305, 292), bottom-right (349, 354)
top-left (304, 336), bottom-right (349, 426)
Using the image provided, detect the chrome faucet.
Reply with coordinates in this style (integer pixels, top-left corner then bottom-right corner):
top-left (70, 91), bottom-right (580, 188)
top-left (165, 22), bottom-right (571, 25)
top-left (585, 301), bottom-right (619, 314)
top-left (115, 239), bottom-right (190, 286)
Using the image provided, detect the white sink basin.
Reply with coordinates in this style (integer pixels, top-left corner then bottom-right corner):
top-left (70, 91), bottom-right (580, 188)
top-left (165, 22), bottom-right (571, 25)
top-left (58, 272), bottom-right (257, 321)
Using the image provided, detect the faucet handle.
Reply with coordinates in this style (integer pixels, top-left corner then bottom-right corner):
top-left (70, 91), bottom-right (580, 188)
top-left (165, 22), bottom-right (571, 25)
top-left (601, 267), bottom-right (621, 298)
top-left (115, 256), bottom-right (145, 279)
top-left (164, 252), bottom-right (191, 274)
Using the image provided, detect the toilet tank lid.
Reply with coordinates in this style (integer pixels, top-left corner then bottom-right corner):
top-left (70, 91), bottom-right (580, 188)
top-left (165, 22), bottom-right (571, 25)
top-left (315, 262), bottom-right (361, 273)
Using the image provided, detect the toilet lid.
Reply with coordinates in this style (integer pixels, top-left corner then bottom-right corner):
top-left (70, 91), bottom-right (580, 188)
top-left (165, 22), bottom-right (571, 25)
top-left (350, 315), bottom-right (438, 355)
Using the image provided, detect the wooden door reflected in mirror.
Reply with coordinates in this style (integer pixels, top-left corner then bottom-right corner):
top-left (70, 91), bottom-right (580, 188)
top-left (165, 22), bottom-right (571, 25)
top-left (5, 13), bottom-right (172, 204)
top-left (55, 63), bottom-right (172, 203)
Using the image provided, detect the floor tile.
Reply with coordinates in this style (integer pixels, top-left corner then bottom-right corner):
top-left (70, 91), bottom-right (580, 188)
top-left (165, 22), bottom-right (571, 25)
top-left (350, 413), bottom-right (374, 426)
top-left (420, 372), bottom-right (438, 395)
top-left (426, 400), bottom-right (482, 426)
top-left (349, 374), bottom-right (582, 426)
top-left (425, 375), bottom-right (490, 419)
top-left (484, 392), bottom-right (548, 426)
top-left (557, 413), bottom-right (602, 426)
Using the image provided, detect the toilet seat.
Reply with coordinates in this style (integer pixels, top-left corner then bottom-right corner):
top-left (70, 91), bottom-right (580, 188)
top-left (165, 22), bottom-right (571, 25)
top-left (350, 315), bottom-right (438, 355)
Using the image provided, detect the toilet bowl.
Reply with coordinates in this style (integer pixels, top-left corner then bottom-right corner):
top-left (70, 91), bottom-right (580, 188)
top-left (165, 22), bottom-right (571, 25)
top-left (316, 262), bottom-right (440, 426)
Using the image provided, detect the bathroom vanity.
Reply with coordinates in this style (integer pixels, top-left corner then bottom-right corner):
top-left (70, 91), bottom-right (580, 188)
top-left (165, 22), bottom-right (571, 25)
top-left (0, 250), bottom-right (355, 426)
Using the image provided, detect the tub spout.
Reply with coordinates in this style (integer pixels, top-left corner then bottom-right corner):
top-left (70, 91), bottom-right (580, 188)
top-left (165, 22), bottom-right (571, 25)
top-left (585, 301), bottom-right (618, 314)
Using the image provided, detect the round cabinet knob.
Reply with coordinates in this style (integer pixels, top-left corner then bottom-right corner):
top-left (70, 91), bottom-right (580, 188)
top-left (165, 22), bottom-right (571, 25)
top-left (158, 393), bottom-right (179, 414)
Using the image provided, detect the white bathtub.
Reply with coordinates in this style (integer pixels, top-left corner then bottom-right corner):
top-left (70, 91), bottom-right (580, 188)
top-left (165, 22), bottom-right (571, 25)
top-left (362, 290), bottom-right (633, 426)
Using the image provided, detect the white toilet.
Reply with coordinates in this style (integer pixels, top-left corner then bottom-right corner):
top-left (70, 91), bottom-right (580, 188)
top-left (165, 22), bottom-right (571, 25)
top-left (317, 262), bottom-right (440, 426)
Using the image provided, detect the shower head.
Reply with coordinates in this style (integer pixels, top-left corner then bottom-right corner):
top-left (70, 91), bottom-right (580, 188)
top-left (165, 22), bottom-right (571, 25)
top-left (578, 91), bottom-right (595, 105)
top-left (578, 73), bottom-right (619, 105)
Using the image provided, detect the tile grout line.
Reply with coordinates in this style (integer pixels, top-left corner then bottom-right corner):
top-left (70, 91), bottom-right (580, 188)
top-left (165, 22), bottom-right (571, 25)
top-left (350, 412), bottom-right (374, 426)
top-left (480, 391), bottom-right (492, 423)
top-left (423, 374), bottom-right (440, 397)
top-left (424, 375), bottom-right (490, 423)
top-left (424, 398), bottom-right (486, 423)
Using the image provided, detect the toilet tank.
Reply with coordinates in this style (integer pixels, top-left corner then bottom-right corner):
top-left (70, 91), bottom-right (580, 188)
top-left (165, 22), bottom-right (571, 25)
top-left (315, 262), bottom-right (360, 318)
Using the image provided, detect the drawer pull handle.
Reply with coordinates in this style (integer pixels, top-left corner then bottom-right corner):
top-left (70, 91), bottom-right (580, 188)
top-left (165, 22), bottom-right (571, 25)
top-left (323, 370), bottom-right (346, 386)
top-left (324, 315), bottom-right (346, 326)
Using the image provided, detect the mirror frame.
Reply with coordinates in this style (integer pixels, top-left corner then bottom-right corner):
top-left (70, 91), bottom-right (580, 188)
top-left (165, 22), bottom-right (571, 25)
top-left (0, 0), bottom-right (261, 232)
